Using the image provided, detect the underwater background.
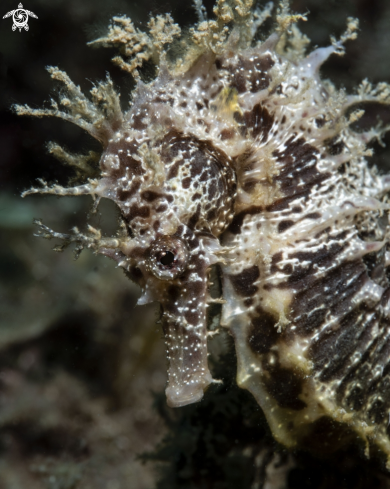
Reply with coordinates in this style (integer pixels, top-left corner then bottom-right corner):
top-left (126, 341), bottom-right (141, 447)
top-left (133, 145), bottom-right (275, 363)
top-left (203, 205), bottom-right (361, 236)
top-left (2, 0), bottom-right (390, 487)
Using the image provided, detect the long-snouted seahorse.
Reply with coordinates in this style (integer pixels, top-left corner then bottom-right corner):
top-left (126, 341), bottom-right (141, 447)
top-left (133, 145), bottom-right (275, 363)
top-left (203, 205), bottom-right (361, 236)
top-left (16, 0), bottom-right (390, 464)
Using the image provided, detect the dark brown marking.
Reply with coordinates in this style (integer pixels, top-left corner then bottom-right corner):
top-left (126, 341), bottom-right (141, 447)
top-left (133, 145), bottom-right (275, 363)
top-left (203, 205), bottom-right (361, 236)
top-left (248, 308), bottom-right (279, 354)
top-left (250, 54), bottom-right (275, 92)
top-left (141, 190), bottom-right (164, 202)
top-left (278, 220), bottom-right (294, 233)
top-left (220, 128), bottom-right (236, 140)
top-left (117, 180), bottom-right (141, 201)
top-left (224, 55), bottom-right (274, 94)
top-left (326, 137), bottom-right (345, 156)
top-left (124, 157), bottom-right (144, 176)
top-left (243, 104), bottom-right (274, 142)
top-left (188, 204), bottom-right (201, 229)
top-left (182, 177), bottom-right (192, 189)
top-left (199, 171), bottom-right (208, 182)
top-left (127, 204), bottom-right (150, 220)
top-left (242, 180), bottom-right (257, 193)
top-left (207, 209), bottom-right (217, 221)
top-left (152, 96), bottom-right (165, 103)
top-left (227, 206), bottom-right (263, 234)
top-left (305, 212), bottom-right (321, 219)
top-left (270, 252), bottom-right (283, 274)
top-left (156, 204), bottom-right (168, 213)
top-left (167, 159), bottom-right (183, 180)
top-left (229, 265), bottom-right (260, 297)
top-left (265, 191), bottom-right (310, 212)
top-left (105, 140), bottom-right (145, 180)
top-left (190, 152), bottom-right (206, 178)
top-left (207, 179), bottom-right (217, 199)
top-left (263, 365), bottom-right (307, 410)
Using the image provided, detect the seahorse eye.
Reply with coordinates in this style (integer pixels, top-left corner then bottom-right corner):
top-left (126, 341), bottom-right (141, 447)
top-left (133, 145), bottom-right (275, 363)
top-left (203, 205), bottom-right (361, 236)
top-left (148, 237), bottom-right (189, 280)
top-left (159, 250), bottom-right (175, 267)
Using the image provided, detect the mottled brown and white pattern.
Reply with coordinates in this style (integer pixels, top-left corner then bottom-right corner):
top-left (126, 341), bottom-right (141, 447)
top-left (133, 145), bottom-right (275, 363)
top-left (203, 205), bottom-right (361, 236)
top-left (16, 0), bottom-right (390, 465)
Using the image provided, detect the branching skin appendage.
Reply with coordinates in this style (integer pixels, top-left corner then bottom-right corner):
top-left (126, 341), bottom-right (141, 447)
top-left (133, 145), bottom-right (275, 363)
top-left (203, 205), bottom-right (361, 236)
top-left (17, 0), bottom-right (390, 464)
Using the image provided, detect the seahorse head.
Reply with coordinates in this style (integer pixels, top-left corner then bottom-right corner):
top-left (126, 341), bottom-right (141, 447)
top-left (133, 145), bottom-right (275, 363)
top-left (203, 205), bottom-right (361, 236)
top-left (95, 93), bottom-right (236, 405)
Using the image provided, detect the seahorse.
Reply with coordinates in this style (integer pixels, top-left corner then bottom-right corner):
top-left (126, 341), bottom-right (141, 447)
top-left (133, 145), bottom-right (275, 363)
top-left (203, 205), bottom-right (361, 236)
top-left (16, 0), bottom-right (390, 463)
